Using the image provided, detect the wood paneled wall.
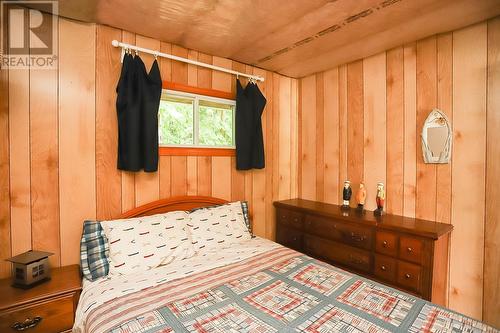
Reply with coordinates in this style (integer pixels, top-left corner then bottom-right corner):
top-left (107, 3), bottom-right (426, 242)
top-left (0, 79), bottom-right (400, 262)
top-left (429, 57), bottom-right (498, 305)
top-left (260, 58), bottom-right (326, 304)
top-left (298, 18), bottom-right (500, 325)
top-left (0, 17), bottom-right (298, 277)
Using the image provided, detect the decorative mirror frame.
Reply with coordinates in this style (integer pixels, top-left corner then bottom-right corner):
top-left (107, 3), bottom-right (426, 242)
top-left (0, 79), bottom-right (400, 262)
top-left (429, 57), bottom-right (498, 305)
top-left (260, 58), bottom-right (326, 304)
top-left (421, 108), bottom-right (452, 164)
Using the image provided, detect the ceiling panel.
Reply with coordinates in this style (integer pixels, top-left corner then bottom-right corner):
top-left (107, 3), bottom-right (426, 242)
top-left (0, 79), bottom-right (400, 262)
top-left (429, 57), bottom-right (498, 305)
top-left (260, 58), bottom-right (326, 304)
top-left (56, 0), bottom-right (500, 77)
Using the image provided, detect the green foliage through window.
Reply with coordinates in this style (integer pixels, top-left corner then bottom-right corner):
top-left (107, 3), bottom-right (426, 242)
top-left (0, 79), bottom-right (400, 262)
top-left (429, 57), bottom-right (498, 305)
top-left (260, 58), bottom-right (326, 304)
top-left (158, 91), bottom-right (235, 147)
top-left (159, 97), bottom-right (193, 145)
top-left (199, 100), bottom-right (233, 146)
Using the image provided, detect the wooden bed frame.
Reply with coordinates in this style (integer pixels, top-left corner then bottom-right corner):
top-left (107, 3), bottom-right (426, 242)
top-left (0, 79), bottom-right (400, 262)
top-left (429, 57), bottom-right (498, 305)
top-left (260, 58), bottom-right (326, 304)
top-left (118, 195), bottom-right (229, 219)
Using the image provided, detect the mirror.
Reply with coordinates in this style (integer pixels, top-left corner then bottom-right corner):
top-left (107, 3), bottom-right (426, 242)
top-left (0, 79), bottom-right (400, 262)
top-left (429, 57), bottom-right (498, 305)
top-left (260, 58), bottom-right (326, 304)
top-left (421, 108), bottom-right (452, 164)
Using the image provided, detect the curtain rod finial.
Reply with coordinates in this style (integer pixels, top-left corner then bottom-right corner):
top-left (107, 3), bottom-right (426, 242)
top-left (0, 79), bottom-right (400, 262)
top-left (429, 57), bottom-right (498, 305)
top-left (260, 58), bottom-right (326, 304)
top-left (111, 40), bottom-right (120, 47)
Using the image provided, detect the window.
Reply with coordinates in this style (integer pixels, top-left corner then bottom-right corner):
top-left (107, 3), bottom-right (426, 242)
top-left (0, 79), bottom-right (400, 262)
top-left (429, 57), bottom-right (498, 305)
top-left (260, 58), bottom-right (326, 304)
top-left (158, 89), bottom-right (236, 150)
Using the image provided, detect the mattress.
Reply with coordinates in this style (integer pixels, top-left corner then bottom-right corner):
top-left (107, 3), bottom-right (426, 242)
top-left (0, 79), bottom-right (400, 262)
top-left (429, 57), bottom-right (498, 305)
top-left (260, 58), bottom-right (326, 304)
top-left (74, 237), bottom-right (498, 333)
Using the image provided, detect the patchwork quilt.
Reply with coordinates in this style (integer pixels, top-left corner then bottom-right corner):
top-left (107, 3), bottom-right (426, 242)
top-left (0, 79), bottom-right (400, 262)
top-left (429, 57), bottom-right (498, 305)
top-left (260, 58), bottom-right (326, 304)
top-left (77, 242), bottom-right (498, 333)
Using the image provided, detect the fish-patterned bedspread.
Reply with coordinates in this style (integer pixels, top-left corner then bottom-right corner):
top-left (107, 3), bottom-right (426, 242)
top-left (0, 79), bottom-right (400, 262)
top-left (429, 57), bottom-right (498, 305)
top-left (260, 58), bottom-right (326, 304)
top-left (82, 246), bottom-right (498, 333)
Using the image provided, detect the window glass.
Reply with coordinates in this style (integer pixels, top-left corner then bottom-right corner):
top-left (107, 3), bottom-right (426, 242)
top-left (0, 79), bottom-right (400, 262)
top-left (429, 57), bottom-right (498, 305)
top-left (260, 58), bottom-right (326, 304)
top-left (158, 96), bottom-right (194, 145)
top-left (198, 100), bottom-right (234, 146)
top-left (158, 91), bottom-right (235, 148)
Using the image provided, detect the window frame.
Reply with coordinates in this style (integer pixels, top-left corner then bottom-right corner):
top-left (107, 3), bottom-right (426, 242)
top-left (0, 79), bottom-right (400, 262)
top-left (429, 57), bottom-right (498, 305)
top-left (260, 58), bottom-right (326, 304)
top-left (158, 82), bottom-right (237, 157)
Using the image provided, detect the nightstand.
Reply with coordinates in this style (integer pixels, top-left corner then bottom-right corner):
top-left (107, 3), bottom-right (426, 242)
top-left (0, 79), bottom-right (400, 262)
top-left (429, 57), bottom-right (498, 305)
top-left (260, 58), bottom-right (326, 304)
top-left (0, 264), bottom-right (81, 333)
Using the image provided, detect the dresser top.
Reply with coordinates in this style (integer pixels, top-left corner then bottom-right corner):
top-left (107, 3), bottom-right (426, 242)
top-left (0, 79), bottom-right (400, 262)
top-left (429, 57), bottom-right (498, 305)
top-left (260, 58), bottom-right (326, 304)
top-left (274, 199), bottom-right (453, 239)
top-left (0, 264), bottom-right (81, 311)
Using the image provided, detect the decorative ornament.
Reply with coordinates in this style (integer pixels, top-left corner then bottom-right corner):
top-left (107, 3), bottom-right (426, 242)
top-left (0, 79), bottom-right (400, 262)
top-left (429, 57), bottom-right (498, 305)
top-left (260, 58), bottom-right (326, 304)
top-left (342, 180), bottom-right (352, 210)
top-left (355, 182), bottom-right (367, 213)
top-left (374, 182), bottom-right (385, 216)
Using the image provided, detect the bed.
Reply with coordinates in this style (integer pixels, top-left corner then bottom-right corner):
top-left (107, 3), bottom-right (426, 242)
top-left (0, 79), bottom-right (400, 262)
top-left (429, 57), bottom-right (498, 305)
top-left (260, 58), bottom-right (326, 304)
top-left (74, 196), bottom-right (498, 333)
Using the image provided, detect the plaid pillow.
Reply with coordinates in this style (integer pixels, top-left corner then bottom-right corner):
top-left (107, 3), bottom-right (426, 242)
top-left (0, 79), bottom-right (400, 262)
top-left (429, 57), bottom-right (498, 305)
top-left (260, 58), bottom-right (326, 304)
top-left (80, 233), bottom-right (90, 278)
top-left (80, 220), bottom-right (109, 281)
top-left (190, 201), bottom-right (253, 236)
top-left (240, 201), bottom-right (253, 236)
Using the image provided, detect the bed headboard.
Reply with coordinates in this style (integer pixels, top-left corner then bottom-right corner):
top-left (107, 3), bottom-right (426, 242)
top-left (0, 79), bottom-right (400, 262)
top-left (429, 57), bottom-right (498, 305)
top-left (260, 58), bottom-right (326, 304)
top-left (119, 196), bottom-right (228, 218)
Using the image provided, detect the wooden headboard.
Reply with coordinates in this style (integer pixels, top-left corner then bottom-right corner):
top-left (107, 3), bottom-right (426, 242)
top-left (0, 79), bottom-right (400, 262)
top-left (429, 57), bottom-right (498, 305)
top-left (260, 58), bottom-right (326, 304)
top-left (119, 196), bottom-right (228, 218)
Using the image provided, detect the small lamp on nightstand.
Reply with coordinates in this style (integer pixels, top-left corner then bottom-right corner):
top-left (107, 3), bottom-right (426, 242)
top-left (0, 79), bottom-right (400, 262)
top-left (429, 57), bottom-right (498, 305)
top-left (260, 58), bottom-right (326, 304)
top-left (6, 250), bottom-right (53, 289)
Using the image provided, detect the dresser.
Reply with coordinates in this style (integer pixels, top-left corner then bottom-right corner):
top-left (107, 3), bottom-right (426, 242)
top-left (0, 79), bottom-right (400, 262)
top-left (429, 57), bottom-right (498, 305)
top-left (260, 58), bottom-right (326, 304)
top-left (274, 199), bottom-right (453, 304)
top-left (0, 265), bottom-right (81, 333)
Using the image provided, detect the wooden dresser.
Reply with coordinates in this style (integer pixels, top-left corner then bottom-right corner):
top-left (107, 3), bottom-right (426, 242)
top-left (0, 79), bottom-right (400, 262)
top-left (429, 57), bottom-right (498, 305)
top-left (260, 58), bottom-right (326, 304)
top-left (274, 199), bottom-right (453, 303)
top-left (0, 264), bottom-right (81, 333)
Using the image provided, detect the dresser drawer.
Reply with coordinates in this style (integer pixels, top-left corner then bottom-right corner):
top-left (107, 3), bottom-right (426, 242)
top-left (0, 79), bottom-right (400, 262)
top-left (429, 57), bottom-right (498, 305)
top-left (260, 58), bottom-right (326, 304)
top-left (276, 208), bottom-right (303, 230)
top-left (374, 254), bottom-right (397, 283)
top-left (375, 231), bottom-right (398, 256)
top-left (399, 237), bottom-right (424, 264)
top-left (0, 294), bottom-right (74, 333)
top-left (304, 235), bottom-right (372, 273)
top-left (304, 216), bottom-right (372, 250)
top-left (304, 215), bottom-right (338, 239)
top-left (341, 223), bottom-right (373, 251)
top-left (276, 225), bottom-right (302, 251)
top-left (397, 261), bottom-right (422, 293)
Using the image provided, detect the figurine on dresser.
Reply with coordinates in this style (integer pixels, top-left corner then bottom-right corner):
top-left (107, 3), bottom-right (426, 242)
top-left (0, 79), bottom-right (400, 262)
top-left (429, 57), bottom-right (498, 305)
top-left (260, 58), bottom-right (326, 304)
top-left (355, 182), bottom-right (367, 213)
top-left (374, 182), bottom-right (385, 216)
top-left (342, 180), bottom-right (352, 210)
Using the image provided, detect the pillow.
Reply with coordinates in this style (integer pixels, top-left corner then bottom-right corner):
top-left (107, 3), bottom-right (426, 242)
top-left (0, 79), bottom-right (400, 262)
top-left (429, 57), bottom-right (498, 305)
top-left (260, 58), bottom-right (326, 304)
top-left (188, 201), bottom-right (252, 251)
top-left (101, 211), bottom-right (195, 276)
top-left (190, 201), bottom-right (253, 235)
top-left (80, 220), bottom-right (110, 281)
top-left (239, 201), bottom-right (252, 235)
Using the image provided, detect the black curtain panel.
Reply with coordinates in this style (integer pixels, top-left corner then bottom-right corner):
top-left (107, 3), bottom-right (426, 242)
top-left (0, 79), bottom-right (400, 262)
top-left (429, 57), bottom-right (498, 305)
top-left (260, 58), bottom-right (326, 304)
top-left (116, 54), bottom-right (162, 172)
top-left (235, 79), bottom-right (267, 170)
top-left (116, 52), bottom-right (141, 171)
top-left (138, 56), bottom-right (162, 172)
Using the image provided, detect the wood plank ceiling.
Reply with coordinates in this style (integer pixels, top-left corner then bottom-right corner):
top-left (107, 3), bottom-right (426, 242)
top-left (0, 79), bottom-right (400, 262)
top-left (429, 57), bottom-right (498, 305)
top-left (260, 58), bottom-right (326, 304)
top-left (56, 0), bottom-right (500, 77)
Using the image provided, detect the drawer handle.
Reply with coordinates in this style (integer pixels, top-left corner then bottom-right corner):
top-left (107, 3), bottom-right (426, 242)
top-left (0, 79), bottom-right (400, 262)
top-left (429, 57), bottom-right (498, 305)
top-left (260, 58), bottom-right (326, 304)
top-left (293, 218), bottom-right (299, 222)
top-left (349, 255), bottom-right (364, 265)
top-left (381, 265), bottom-right (387, 271)
top-left (351, 232), bottom-right (366, 242)
top-left (405, 273), bottom-right (411, 279)
top-left (11, 316), bottom-right (42, 331)
top-left (407, 247), bottom-right (413, 253)
top-left (292, 236), bottom-right (298, 241)
top-left (382, 240), bottom-right (388, 247)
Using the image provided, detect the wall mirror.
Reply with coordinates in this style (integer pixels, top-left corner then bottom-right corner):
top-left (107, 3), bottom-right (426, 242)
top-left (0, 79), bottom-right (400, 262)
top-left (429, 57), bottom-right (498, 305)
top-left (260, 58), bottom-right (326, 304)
top-left (421, 108), bottom-right (452, 164)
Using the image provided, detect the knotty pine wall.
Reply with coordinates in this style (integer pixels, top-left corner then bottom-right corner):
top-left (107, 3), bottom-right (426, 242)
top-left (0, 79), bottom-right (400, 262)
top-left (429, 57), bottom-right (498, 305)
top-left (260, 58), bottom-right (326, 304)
top-left (298, 18), bottom-right (500, 325)
top-left (0, 17), bottom-right (298, 279)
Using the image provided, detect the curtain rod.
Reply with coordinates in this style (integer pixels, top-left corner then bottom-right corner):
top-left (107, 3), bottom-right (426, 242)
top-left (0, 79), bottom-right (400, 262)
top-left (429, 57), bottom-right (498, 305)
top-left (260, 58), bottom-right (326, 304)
top-left (111, 40), bottom-right (265, 82)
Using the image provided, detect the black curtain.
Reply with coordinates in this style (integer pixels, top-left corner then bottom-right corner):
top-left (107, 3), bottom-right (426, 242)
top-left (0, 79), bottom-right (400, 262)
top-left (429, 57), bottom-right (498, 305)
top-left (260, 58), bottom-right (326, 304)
top-left (235, 79), bottom-right (267, 170)
top-left (116, 53), bottom-right (162, 172)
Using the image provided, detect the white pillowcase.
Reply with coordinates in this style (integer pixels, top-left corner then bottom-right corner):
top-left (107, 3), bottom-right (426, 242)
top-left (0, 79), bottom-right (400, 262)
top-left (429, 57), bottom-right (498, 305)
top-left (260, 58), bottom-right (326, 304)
top-left (188, 201), bottom-right (252, 251)
top-left (101, 211), bottom-right (195, 276)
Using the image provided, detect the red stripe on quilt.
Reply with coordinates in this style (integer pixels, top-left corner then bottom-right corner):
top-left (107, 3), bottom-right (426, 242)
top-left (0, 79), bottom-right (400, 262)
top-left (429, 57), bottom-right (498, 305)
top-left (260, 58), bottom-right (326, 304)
top-left (87, 247), bottom-right (300, 333)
